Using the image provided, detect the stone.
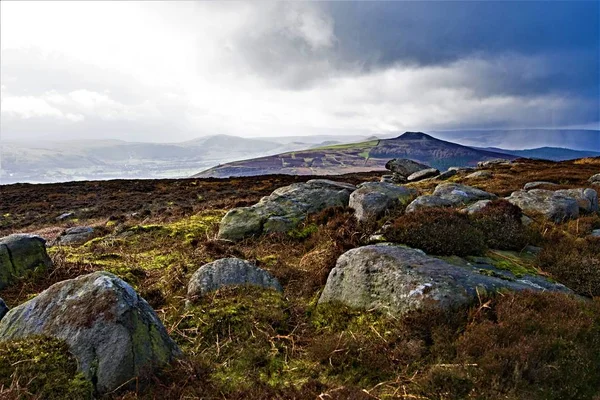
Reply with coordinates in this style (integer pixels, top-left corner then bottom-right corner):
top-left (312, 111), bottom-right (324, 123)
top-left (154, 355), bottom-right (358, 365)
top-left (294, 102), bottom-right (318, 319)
top-left (466, 170), bottom-right (492, 179)
top-left (349, 182), bottom-right (416, 222)
top-left (318, 244), bottom-right (570, 316)
top-left (0, 298), bottom-right (7, 321)
top-left (448, 166), bottom-right (475, 173)
top-left (591, 229), bottom-right (600, 237)
top-left (406, 195), bottom-right (455, 213)
top-left (56, 212), bottom-right (75, 221)
top-left (588, 173), bottom-right (600, 184)
top-left (477, 159), bottom-right (511, 168)
top-left (524, 181), bottom-right (558, 190)
top-left (188, 258), bottom-right (281, 300)
top-left (390, 173), bottom-right (408, 183)
top-left (384, 159), bottom-right (430, 177)
top-left (0, 234), bottom-right (53, 289)
top-left (555, 188), bottom-right (598, 213)
top-left (407, 168), bottom-right (440, 182)
top-left (218, 179), bottom-right (356, 241)
top-left (56, 226), bottom-right (95, 246)
top-left (433, 183), bottom-right (497, 204)
top-left (0, 271), bottom-right (181, 394)
top-left (507, 189), bottom-right (579, 223)
top-left (463, 200), bottom-right (492, 214)
top-left (437, 170), bottom-right (458, 180)
top-left (380, 175), bottom-right (394, 183)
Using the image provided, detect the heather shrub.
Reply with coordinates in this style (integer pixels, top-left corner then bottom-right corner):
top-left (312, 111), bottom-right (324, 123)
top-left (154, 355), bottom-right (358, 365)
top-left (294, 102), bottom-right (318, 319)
top-left (386, 208), bottom-right (486, 256)
top-left (470, 200), bottom-right (533, 250)
top-left (536, 235), bottom-right (600, 297)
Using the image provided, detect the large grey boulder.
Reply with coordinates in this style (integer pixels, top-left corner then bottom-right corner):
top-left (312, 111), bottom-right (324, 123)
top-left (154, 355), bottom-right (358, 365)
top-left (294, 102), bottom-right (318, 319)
top-left (407, 183), bottom-right (496, 213)
top-left (318, 244), bottom-right (569, 316)
top-left (555, 188), bottom-right (598, 213)
top-left (385, 159), bottom-right (430, 177)
top-left (218, 179), bottom-right (356, 241)
top-left (408, 168), bottom-right (440, 182)
top-left (524, 181), bottom-right (558, 190)
top-left (0, 234), bottom-right (53, 289)
top-left (0, 271), bottom-right (181, 394)
top-left (588, 173), bottom-right (600, 184)
top-left (55, 226), bottom-right (95, 246)
top-left (187, 258), bottom-right (282, 300)
top-left (0, 298), bottom-right (7, 321)
top-left (507, 189), bottom-right (579, 222)
top-left (349, 182), bottom-right (416, 222)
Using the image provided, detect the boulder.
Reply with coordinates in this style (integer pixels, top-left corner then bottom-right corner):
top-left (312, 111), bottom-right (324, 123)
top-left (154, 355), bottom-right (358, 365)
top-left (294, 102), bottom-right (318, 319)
top-left (555, 188), bottom-right (598, 213)
top-left (56, 226), bottom-right (95, 246)
top-left (477, 159), bottom-right (511, 168)
top-left (0, 271), bottom-right (181, 394)
top-left (463, 199), bottom-right (492, 214)
top-left (0, 298), bottom-right (7, 321)
top-left (466, 170), bottom-right (492, 179)
top-left (218, 179), bottom-right (356, 241)
top-left (56, 212), bottom-right (75, 221)
top-left (524, 181), bottom-right (558, 190)
top-left (589, 173), bottom-right (600, 184)
top-left (433, 183), bottom-right (497, 204)
top-left (349, 182), bottom-right (416, 222)
top-left (406, 195), bottom-right (455, 213)
top-left (407, 168), bottom-right (440, 182)
top-left (448, 166), bottom-right (475, 173)
top-left (318, 244), bottom-right (570, 316)
top-left (187, 258), bottom-right (282, 300)
top-left (507, 189), bottom-right (579, 222)
top-left (0, 234), bottom-right (53, 289)
top-left (385, 159), bottom-right (430, 177)
top-left (436, 170), bottom-right (458, 180)
top-left (591, 229), bottom-right (600, 238)
top-left (380, 175), bottom-right (394, 183)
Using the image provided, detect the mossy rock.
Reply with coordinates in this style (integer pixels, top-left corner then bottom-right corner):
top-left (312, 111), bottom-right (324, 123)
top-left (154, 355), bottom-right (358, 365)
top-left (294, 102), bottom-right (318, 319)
top-left (0, 234), bottom-right (53, 289)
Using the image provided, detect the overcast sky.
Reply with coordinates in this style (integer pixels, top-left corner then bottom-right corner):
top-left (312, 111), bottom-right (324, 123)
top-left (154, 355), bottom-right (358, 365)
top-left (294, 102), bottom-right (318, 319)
top-left (1, 1), bottom-right (599, 142)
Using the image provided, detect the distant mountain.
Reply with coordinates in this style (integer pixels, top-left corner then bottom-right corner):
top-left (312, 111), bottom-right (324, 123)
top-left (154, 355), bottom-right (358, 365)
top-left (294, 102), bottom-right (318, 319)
top-left (476, 146), bottom-right (600, 161)
top-left (193, 132), bottom-right (517, 178)
top-left (431, 129), bottom-right (600, 151)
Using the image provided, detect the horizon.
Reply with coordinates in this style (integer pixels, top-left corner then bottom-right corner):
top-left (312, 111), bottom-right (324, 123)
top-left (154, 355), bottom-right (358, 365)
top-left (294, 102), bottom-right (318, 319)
top-left (1, 1), bottom-right (599, 143)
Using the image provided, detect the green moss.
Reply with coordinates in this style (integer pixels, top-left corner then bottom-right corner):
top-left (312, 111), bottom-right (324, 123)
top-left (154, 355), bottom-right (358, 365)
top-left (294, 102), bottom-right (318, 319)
top-left (486, 250), bottom-right (539, 278)
top-left (287, 223), bottom-right (318, 240)
top-left (0, 336), bottom-right (93, 399)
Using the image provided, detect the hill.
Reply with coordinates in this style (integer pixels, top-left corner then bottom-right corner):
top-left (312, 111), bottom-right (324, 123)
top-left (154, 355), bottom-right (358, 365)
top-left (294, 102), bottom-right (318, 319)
top-left (478, 146), bottom-right (600, 161)
top-left (194, 132), bottom-right (517, 178)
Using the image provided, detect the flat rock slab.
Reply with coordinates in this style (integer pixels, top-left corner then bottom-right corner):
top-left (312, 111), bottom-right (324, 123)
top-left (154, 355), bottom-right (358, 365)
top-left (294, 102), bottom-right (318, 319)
top-left (0, 298), bottom-right (7, 321)
top-left (466, 170), bottom-right (492, 179)
top-left (188, 258), bottom-right (282, 299)
top-left (349, 182), bottom-right (416, 222)
top-left (477, 159), bottom-right (512, 168)
top-left (524, 181), bottom-right (558, 190)
top-left (0, 271), bottom-right (181, 394)
top-left (0, 234), bottom-right (52, 289)
top-left (218, 179), bottom-right (356, 241)
top-left (56, 226), bottom-right (95, 245)
top-left (507, 189), bottom-right (581, 222)
top-left (408, 168), bottom-right (440, 182)
top-left (318, 244), bottom-right (570, 316)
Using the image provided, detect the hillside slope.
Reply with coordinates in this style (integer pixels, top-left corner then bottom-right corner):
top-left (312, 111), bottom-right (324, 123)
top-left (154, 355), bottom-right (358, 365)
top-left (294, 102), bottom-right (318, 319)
top-left (194, 132), bottom-right (517, 178)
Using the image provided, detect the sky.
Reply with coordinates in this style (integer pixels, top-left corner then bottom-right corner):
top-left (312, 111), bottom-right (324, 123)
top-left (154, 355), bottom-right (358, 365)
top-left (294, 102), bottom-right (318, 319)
top-left (1, 1), bottom-right (599, 142)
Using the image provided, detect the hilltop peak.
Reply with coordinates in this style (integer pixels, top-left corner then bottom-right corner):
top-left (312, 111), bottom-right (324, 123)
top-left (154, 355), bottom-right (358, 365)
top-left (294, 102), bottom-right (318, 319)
top-left (396, 132), bottom-right (435, 140)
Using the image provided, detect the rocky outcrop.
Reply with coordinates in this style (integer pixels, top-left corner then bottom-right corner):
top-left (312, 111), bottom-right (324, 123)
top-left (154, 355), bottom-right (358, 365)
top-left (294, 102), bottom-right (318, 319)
top-left (466, 170), bottom-right (492, 179)
top-left (0, 298), bottom-right (7, 321)
top-left (408, 168), bottom-right (440, 182)
top-left (0, 271), bottom-right (181, 394)
top-left (406, 183), bottom-right (496, 212)
top-left (318, 244), bottom-right (570, 316)
top-left (524, 181), bottom-right (558, 190)
top-left (218, 179), bottom-right (356, 241)
top-left (349, 182), bottom-right (416, 222)
top-left (187, 258), bottom-right (282, 300)
top-left (507, 189), bottom-right (579, 222)
top-left (0, 234), bottom-right (53, 289)
top-left (477, 159), bottom-right (511, 168)
top-left (55, 226), bottom-right (95, 246)
top-left (554, 188), bottom-right (598, 213)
